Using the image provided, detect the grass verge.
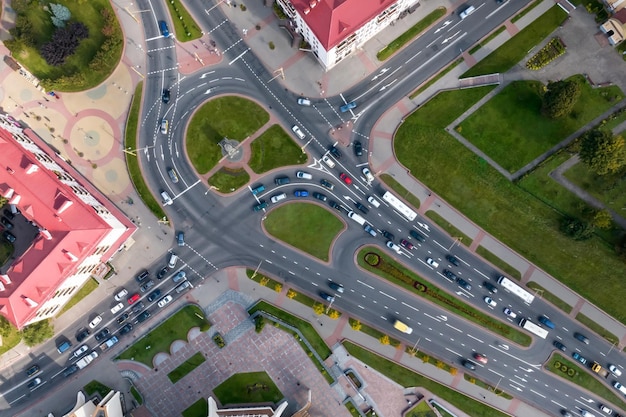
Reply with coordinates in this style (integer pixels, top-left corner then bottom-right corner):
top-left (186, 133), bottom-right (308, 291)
top-left (248, 125), bottom-right (307, 173)
top-left (547, 354), bottom-right (626, 409)
top-left (130, 386), bottom-right (143, 405)
top-left (354, 319), bottom-right (402, 348)
top-left (377, 8), bottom-right (447, 61)
top-left (475, 246), bottom-right (521, 280)
top-left (357, 248), bottom-right (531, 346)
top-left (469, 26), bottom-right (507, 55)
top-left (208, 168), bottom-right (250, 193)
top-left (214, 371), bottom-right (283, 405)
top-left (462, 5), bottom-right (568, 77)
top-left (247, 269), bottom-right (283, 291)
top-left (576, 313), bottom-right (619, 344)
top-left (58, 278), bottom-right (98, 315)
top-left (424, 211), bottom-right (473, 247)
top-left (125, 82), bottom-right (167, 220)
top-left (464, 374), bottom-right (513, 399)
top-left (409, 58), bottom-right (463, 99)
top-left (163, 0), bottom-right (203, 41)
top-left (459, 77), bottom-right (622, 173)
top-left (526, 282), bottom-right (572, 313)
top-left (84, 380), bottom-right (112, 398)
top-left (187, 97), bottom-right (269, 174)
top-left (117, 305), bottom-right (210, 367)
top-left (406, 401), bottom-right (437, 417)
top-left (182, 398), bottom-right (208, 417)
top-left (379, 173), bottom-right (421, 210)
top-left (168, 352), bottom-right (206, 383)
top-left (344, 342), bottom-right (510, 417)
top-left (511, 0), bottom-right (543, 22)
top-left (264, 203), bottom-right (343, 262)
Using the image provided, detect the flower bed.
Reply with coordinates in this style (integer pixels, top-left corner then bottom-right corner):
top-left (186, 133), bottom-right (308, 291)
top-left (526, 37), bottom-right (566, 70)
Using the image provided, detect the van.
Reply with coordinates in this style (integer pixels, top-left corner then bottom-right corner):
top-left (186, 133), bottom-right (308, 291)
top-left (57, 341), bottom-right (72, 354)
top-left (347, 211), bottom-right (366, 226)
top-left (175, 281), bottom-right (192, 293)
top-left (613, 381), bottom-right (626, 395)
top-left (322, 155), bottom-right (336, 168)
top-left (367, 196), bottom-right (381, 208)
top-left (291, 125), bottom-right (306, 140)
top-left (538, 316), bottom-right (556, 329)
top-left (159, 20), bottom-right (170, 37)
top-left (168, 253), bottom-right (178, 268)
top-left (161, 191), bottom-right (173, 206)
top-left (459, 5), bottom-right (476, 19)
top-left (393, 319), bottom-right (413, 334)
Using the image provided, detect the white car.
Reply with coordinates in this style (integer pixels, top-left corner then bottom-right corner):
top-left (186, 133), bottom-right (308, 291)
top-left (609, 364), bottom-right (622, 377)
top-left (483, 296), bottom-right (497, 307)
top-left (296, 171), bottom-right (313, 180)
top-left (160, 118), bottom-right (169, 134)
top-left (386, 241), bottom-right (402, 254)
top-left (297, 97), bottom-right (312, 106)
top-left (362, 168), bottom-right (375, 182)
top-left (367, 196), bottom-right (380, 208)
top-left (503, 308), bottom-right (517, 319)
top-left (270, 193), bottom-right (286, 203)
top-left (88, 315), bottom-right (102, 329)
top-left (291, 125), bottom-right (305, 140)
top-left (158, 295), bottom-right (173, 308)
top-left (73, 344), bottom-right (89, 358)
top-left (114, 288), bottom-right (128, 302)
top-left (321, 155), bottom-right (335, 168)
top-left (110, 302), bottom-right (124, 315)
top-left (599, 405), bottom-right (612, 415)
top-left (426, 257), bottom-right (439, 268)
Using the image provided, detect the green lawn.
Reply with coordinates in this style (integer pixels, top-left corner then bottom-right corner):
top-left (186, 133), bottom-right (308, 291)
top-left (344, 342), bottom-right (509, 417)
top-left (182, 398), bottom-right (208, 417)
top-left (356, 320), bottom-right (401, 347)
top-left (460, 77), bottom-right (623, 172)
top-left (187, 97), bottom-right (269, 174)
top-left (357, 248), bottom-right (531, 345)
top-left (462, 5), bottom-right (568, 77)
top-left (0, 241), bottom-right (14, 267)
top-left (130, 386), bottom-right (143, 405)
top-left (248, 301), bottom-right (332, 359)
top-left (377, 7), bottom-right (447, 60)
top-left (475, 246), bottom-right (521, 280)
top-left (124, 82), bottom-right (167, 220)
top-left (406, 401), bottom-right (437, 417)
top-left (168, 352), bottom-right (206, 383)
top-left (264, 203), bottom-right (344, 261)
top-left (84, 380), bottom-right (112, 398)
top-left (394, 88), bottom-right (626, 324)
top-left (547, 354), bottom-right (626, 410)
top-left (248, 125), bottom-right (307, 173)
top-left (7, 0), bottom-right (122, 91)
top-left (214, 372), bottom-right (283, 405)
top-left (58, 278), bottom-right (98, 315)
top-left (424, 211), bottom-right (473, 247)
top-left (576, 313), bottom-right (619, 344)
top-left (117, 305), bottom-right (210, 367)
top-left (163, 0), bottom-right (203, 41)
top-left (470, 26), bottom-right (506, 54)
top-left (208, 168), bottom-right (250, 193)
top-left (526, 282), bottom-right (572, 313)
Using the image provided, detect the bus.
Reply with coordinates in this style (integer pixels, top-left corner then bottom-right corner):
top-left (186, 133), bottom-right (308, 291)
top-left (382, 191), bottom-right (417, 221)
top-left (518, 318), bottom-right (549, 339)
top-left (497, 276), bottom-right (535, 304)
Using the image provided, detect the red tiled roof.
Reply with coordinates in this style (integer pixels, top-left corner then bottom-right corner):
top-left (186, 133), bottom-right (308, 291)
top-left (292, 0), bottom-right (397, 50)
top-left (0, 125), bottom-right (136, 328)
top-left (613, 7), bottom-right (626, 24)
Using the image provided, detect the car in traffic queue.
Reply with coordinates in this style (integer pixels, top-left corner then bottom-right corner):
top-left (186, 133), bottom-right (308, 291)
top-left (339, 173), bottom-right (352, 185)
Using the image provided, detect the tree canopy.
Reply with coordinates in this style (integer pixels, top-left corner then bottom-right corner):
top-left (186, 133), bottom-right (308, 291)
top-left (579, 129), bottom-right (626, 175)
top-left (541, 80), bottom-right (581, 119)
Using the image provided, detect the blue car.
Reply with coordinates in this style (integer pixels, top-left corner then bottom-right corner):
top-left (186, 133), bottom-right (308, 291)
top-left (340, 101), bottom-right (357, 113)
top-left (159, 21), bottom-right (170, 37)
top-left (294, 190), bottom-right (309, 197)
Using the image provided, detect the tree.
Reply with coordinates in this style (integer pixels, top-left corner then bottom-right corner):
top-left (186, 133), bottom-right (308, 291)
top-left (591, 209), bottom-right (613, 230)
top-left (542, 80), bottom-right (581, 119)
top-left (579, 129), bottom-right (626, 175)
top-left (22, 320), bottom-right (54, 346)
top-left (560, 217), bottom-right (594, 241)
top-left (379, 335), bottom-right (390, 345)
top-left (49, 3), bottom-right (71, 27)
top-left (40, 22), bottom-right (89, 66)
top-left (0, 316), bottom-right (13, 337)
top-left (313, 303), bottom-right (324, 315)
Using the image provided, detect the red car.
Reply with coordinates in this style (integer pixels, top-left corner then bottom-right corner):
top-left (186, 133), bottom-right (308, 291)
top-left (400, 239), bottom-right (414, 250)
top-left (339, 173), bottom-right (352, 185)
top-left (127, 293), bottom-right (140, 304)
top-left (473, 352), bottom-right (488, 364)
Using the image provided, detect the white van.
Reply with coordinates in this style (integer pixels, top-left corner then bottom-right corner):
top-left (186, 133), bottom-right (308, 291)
top-left (367, 196), bottom-right (380, 208)
top-left (459, 5), bottom-right (476, 19)
top-left (347, 211), bottom-right (366, 225)
top-left (614, 381), bottom-right (626, 395)
top-left (161, 191), bottom-right (173, 206)
top-left (168, 253), bottom-right (178, 268)
top-left (270, 193), bottom-right (287, 203)
top-left (322, 155), bottom-right (336, 168)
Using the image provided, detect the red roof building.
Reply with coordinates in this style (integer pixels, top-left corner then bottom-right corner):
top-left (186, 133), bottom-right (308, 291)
top-left (0, 114), bottom-right (136, 329)
top-left (276, 0), bottom-right (419, 69)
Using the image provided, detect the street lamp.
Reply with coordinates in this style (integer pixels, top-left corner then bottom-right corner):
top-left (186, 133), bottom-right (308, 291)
top-left (251, 260), bottom-right (263, 279)
top-left (448, 237), bottom-right (463, 251)
top-left (123, 145), bottom-right (154, 156)
top-left (325, 296), bottom-right (335, 314)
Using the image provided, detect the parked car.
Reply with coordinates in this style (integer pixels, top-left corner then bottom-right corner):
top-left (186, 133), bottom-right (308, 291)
top-left (131, 302), bottom-right (145, 314)
top-left (137, 310), bottom-right (151, 323)
top-left (73, 344), bottom-right (89, 358)
top-left (95, 328), bottom-right (110, 342)
top-left (140, 280), bottom-right (155, 293)
top-left (114, 288), bottom-right (128, 301)
top-left (135, 270), bottom-right (149, 283)
top-left (158, 295), bottom-right (173, 308)
top-left (119, 323), bottom-right (133, 335)
top-left (294, 190), bottom-right (309, 197)
top-left (147, 289), bottom-right (162, 302)
top-left (76, 328), bottom-right (90, 342)
top-left (271, 193), bottom-right (287, 203)
top-left (0, 217), bottom-right (13, 230)
top-left (3, 231), bottom-right (16, 243)
top-left (275, 177), bottom-right (290, 186)
top-left (329, 201), bottom-right (342, 210)
top-left (354, 140), bottom-right (363, 156)
top-left (157, 267), bottom-right (169, 279)
top-left (110, 302), bottom-right (124, 315)
top-left (88, 315), bottom-right (102, 329)
top-left (253, 201), bottom-right (268, 211)
top-left (117, 313), bottom-right (130, 324)
top-left (296, 171), bottom-right (312, 180)
top-left (127, 293), bottom-right (141, 304)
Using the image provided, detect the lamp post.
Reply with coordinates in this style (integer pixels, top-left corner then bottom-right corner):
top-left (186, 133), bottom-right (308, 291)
top-left (411, 337), bottom-right (421, 354)
top-left (123, 145), bottom-right (154, 156)
top-left (325, 296), bottom-right (335, 314)
top-left (251, 260), bottom-right (263, 279)
top-left (448, 237), bottom-right (463, 251)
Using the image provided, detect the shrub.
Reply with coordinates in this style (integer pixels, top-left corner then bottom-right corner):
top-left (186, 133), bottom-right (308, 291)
top-left (526, 37), bottom-right (566, 70)
top-left (254, 316), bottom-right (265, 333)
top-left (286, 289), bottom-right (297, 299)
top-left (364, 253), bottom-right (380, 266)
top-left (274, 283), bottom-right (282, 293)
top-left (313, 303), bottom-right (324, 315)
top-left (213, 333), bottom-right (226, 348)
top-left (259, 277), bottom-right (269, 287)
top-left (328, 310), bottom-right (340, 319)
top-left (350, 319), bottom-right (362, 331)
top-left (379, 335), bottom-right (390, 345)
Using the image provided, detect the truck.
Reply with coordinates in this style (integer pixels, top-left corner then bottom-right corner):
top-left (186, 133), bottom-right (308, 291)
top-left (76, 351), bottom-right (98, 369)
top-left (99, 336), bottom-right (119, 352)
top-left (591, 362), bottom-right (610, 378)
top-left (347, 211), bottom-right (366, 226)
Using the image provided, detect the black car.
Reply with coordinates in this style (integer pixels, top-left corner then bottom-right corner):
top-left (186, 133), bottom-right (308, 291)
top-left (27, 377), bottom-right (42, 390)
top-left (462, 359), bottom-right (476, 370)
top-left (354, 140), bottom-right (363, 156)
top-left (320, 179), bottom-right (334, 190)
top-left (157, 267), bottom-right (169, 279)
top-left (329, 146), bottom-right (342, 159)
top-left (446, 255), bottom-right (460, 266)
top-left (328, 201), bottom-right (342, 211)
top-left (457, 278), bottom-right (472, 291)
top-left (63, 365), bottom-right (79, 377)
top-left (162, 89), bottom-right (170, 104)
top-left (119, 323), bottom-right (133, 335)
top-left (484, 282), bottom-right (498, 294)
top-left (3, 231), bottom-right (16, 243)
top-left (319, 291), bottom-right (334, 302)
top-left (140, 280), bottom-right (155, 293)
top-left (409, 230), bottom-right (426, 242)
top-left (147, 289), bottom-right (162, 302)
top-left (355, 202), bottom-right (369, 214)
top-left (442, 269), bottom-right (457, 281)
top-left (135, 270), bottom-right (149, 283)
top-left (275, 176), bottom-right (290, 186)
top-left (3, 209), bottom-right (15, 220)
top-left (1, 217), bottom-right (13, 230)
top-left (137, 310), bottom-right (151, 323)
top-left (131, 302), bottom-right (145, 314)
top-left (313, 192), bottom-right (327, 202)
top-left (76, 328), bottom-right (90, 342)
top-left (26, 365), bottom-right (40, 377)
top-left (95, 328), bottom-right (110, 342)
top-left (381, 230), bottom-right (395, 241)
top-left (117, 312), bottom-right (129, 324)
top-left (553, 340), bottom-right (567, 352)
